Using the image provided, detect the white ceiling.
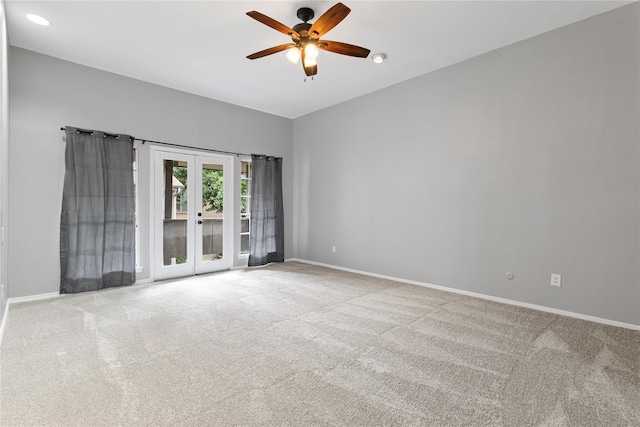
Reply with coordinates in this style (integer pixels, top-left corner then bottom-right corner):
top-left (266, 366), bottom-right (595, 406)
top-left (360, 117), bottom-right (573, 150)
top-left (4, 1), bottom-right (632, 119)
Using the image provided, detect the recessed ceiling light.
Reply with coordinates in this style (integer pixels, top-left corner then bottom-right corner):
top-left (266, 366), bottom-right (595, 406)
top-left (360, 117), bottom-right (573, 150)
top-left (26, 14), bottom-right (50, 26)
top-left (372, 53), bottom-right (388, 64)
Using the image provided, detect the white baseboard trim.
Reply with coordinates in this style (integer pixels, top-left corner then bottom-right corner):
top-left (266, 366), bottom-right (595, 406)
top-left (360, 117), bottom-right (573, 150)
top-left (0, 292), bottom-right (61, 347)
top-left (287, 258), bottom-right (640, 331)
top-left (0, 300), bottom-right (10, 348)
top-left (6, 292), bottom-right (60, 305)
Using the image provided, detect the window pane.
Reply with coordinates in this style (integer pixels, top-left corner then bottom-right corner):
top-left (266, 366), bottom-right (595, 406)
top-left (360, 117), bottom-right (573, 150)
top-left (241, 180), bottom-right (247, 197)
top-left (241, 196), bottom-right (250, 214)
top-left (241, 234), bottom-right (250, 254)
top-left (240, 160), bottom-right (252, 256)
top-left (241, 161), bottom-right (252, 179)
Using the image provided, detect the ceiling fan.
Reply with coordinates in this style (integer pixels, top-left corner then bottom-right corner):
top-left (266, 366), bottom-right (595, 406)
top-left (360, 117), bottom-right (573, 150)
top-left (246, 2), bottom-right (370, 78)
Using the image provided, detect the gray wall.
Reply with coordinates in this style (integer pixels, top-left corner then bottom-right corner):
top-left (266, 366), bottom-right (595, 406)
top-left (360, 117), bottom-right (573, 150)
top-left (9, 47), bottom-right (293, 298)
top-left (0, 1), bottom-right (8, 321)
top-left (293, 4), bottom-right (640, 325)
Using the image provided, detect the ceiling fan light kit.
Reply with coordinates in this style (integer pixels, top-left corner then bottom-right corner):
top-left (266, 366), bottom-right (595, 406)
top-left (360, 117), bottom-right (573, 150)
top-left (286, 47), bottom-right (301, 64)
top-left (246, 2), bottom-right (370, 78)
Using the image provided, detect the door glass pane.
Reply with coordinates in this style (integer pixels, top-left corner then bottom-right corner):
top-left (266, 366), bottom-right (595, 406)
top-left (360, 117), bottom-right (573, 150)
top-left (163, 159), bottom-right (188, 266)
top-left (201, 163), bottom-right (224, 261)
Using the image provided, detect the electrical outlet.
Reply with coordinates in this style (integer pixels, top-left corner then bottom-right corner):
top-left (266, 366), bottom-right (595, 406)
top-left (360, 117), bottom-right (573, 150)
top-left (332, 246), bottom-right (336, 253)
top-left (551, 274), bottom-right (562, 287)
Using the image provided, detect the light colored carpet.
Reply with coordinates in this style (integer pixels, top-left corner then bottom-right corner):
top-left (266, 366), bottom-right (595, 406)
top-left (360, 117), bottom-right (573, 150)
top-left (1, 261), bottom-right (638, 426)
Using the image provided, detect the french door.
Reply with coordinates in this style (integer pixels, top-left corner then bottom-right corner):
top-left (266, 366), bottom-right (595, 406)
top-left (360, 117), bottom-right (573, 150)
top-left (154, 150), bottom-right (232, 280)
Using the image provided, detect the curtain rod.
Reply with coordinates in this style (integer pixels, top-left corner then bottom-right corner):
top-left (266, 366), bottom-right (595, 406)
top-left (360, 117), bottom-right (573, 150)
top-left (60, 126), bottom-right (251, 158)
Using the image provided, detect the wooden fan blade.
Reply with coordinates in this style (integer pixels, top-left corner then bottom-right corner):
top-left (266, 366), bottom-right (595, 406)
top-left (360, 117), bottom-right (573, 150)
top-left (246, 11), bottom-right (300, 38)
top-left (308, 3), bottom-right (350, 38)
top-left (247, 43), bottom-right (296, 60)
top-left (318, 41), bottom-right (370, 58)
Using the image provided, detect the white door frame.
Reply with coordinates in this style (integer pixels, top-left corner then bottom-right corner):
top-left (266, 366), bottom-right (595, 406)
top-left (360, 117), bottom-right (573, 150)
top-left (150, 146), bottom-right (234, 281)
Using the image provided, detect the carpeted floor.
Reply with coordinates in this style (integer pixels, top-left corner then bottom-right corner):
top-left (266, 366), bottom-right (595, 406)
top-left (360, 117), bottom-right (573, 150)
top-left (1, 261), bottom-right (638, 426)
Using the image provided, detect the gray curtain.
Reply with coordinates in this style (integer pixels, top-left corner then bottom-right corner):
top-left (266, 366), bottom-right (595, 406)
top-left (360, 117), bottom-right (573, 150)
top-left (60, 127), bottom-right (136, 293)
top-left (248, 155), bottom-right (284, 266)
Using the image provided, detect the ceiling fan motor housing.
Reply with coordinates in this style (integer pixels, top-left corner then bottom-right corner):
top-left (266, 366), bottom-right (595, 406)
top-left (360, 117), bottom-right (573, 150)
top-left (296, 7), bottom-right (314, 23)
top-left (291, 22), bottom-right (311, 42)
top-left (292, 22), bottom-right (312, 38)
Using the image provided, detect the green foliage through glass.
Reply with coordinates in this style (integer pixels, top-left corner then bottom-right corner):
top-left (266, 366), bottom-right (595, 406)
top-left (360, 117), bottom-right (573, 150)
top-left (173, 166), bottom-right (225, 213)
